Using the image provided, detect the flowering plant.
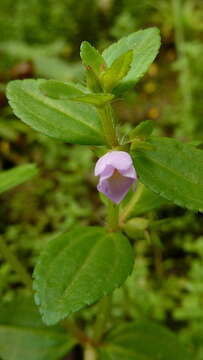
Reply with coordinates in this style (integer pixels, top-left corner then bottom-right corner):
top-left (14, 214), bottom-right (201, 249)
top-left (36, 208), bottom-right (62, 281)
top-left (2, 27), bottom-right (203, 359)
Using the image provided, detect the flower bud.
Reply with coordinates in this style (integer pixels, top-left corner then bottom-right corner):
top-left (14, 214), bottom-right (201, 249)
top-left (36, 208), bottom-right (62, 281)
top-left (124, 217), bottom-right (150, 239)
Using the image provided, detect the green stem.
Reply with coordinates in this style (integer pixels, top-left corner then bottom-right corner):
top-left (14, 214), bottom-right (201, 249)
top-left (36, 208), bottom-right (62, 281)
top-left (91, 100), bottom-right (119, 349)
top-left (0, 236), bottom-right (32, 290)
top-left (120, 183), bottom-right (145, 224)
top-left (99, 104), bottom-right (118, 148)
top-left (107, 200), bottom-right (119, 232)
top-left (94, 295), bottom-right (112, 344)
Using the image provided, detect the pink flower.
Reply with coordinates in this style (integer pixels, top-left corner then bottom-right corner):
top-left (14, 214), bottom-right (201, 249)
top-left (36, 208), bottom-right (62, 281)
top-left (95, 151), bottom-right (137, 204)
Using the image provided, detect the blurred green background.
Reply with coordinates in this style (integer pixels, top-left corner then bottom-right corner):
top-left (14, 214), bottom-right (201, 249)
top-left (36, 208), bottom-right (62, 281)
top-left (0, 0), bottom-right (203, 357)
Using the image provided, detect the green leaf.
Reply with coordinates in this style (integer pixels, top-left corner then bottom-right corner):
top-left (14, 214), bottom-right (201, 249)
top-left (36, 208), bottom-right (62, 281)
top-left (131, 139), bottom-right (155, 151)
top-left (131, 186), bottom-right (169, 216)
top-left (72, 93), bottom-right (115, 107)
top-left (102, 27), bottom-right (161, 94)
top-left (85, 65), bottom-right (103, 93)
top-left (132, 137), bottom-right (203, 212)
top-left (0, 164), bottom-right (38, 195)
top-left (0, 297), bottom-right (76, 360)
top-left (7, 79), bottom-right (105, 145)
top-left (130, 120), bottom-right (154, 140)
top-left (40, 80), bottom-right (85, 99)
top-left (98, 320), bottom-right (193, 360)
top-left (80, 41), bottom-right (106, 75)
top-left (33, 227), bottom-right (134, 325)
top-left (101, 50), bottom-right (133, 92)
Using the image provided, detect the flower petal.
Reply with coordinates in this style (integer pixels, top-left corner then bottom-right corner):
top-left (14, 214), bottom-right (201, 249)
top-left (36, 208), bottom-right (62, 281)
top-left (98, 170), bottom-right (134, 204)
top-left (95, 151), bottom-right (133, 176)
top-left (121, 165), bottom-right (137, 179)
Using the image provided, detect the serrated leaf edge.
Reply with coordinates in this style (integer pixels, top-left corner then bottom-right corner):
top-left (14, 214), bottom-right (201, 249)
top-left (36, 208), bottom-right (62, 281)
top-left (33, 230), bottom-right (134, 325)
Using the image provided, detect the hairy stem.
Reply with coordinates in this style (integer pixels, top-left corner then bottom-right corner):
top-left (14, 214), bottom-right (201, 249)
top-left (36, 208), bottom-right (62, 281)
top-left (89, 91), bottom-right (120, 351)
top-left (107, 200), bottom-right (119, 232)
top-left (0, 236), bottom-right (32, 290)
